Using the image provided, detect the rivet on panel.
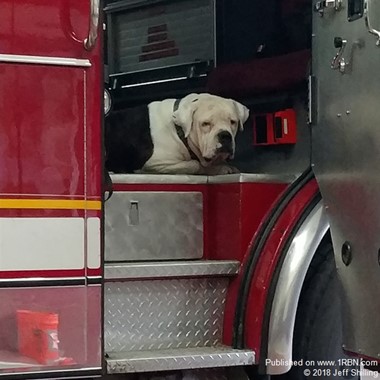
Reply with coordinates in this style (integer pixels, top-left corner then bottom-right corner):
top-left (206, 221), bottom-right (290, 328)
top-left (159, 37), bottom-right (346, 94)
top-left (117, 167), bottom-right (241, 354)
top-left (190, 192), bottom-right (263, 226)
top-left (337, 113), bottom-right (342, 117)
top-left (341, 241), bottom-right (352, 266)
top-left (346, 110), bottom-right (351, 115)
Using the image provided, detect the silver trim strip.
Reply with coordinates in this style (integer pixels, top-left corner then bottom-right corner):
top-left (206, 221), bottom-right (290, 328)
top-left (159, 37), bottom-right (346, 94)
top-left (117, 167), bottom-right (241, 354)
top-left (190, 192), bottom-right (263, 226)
top-left (110, 173), bottom-right (296, 185)
top-left (105, 260), bottom-right (240, 280)
top-left (111, 173), bottom-right (208, 184)
top-left (0, 366), bottom-right (102, 378)
top-left (0, 54), bottom-right (91, 67)
top-left (266, 202), bottom-right (329, 375)
top-left (207, 173), bottom-right (297, 184)
top-left (106, 347), bottom-right (255, 373)
top-left (121, 74), bottom-right (207, 89)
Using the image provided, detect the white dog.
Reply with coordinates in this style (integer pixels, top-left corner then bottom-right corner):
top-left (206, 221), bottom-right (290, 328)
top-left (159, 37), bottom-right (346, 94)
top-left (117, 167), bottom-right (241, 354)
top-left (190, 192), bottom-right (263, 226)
top-left (105, 93), bottom-right (249, 175)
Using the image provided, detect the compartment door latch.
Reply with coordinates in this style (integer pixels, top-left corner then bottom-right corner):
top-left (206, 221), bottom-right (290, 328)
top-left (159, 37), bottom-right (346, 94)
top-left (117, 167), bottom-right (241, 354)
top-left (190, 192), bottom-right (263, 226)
top-left (314, 0), bottom-right (342, 16)
top-left (129, 201), bottom-right (140, 226)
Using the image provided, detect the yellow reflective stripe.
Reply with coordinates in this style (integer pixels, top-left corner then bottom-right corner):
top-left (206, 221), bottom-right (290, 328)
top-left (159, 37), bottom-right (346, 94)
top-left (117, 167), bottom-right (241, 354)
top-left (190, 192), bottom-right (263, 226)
top-left (0, 199), bottom-right (101, 210)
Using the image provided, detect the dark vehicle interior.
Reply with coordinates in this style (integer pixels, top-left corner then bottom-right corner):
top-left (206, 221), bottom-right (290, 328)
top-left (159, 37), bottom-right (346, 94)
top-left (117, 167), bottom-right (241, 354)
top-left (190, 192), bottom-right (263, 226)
top-left (104, 0), bottom-right (312, 176)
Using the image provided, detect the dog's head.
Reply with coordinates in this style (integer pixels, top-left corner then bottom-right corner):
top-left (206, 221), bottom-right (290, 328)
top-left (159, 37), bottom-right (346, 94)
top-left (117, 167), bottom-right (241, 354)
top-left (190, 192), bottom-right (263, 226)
top-left (173, 93), bottom-right (249, 165)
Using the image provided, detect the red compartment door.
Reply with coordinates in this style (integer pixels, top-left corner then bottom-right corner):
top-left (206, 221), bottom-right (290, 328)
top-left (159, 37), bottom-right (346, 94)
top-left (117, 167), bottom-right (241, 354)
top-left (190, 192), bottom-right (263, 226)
top-left (0, 0), bottom-right (102, 377)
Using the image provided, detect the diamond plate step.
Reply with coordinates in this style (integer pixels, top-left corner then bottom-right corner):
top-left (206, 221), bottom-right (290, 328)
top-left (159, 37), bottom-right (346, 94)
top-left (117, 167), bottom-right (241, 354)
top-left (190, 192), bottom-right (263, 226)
top-left (106, 346), bottom-right (255, 374)
top-left (105, 260), bottom-right (240, 280)
top-left (105, 278), bottom-right (229, 352)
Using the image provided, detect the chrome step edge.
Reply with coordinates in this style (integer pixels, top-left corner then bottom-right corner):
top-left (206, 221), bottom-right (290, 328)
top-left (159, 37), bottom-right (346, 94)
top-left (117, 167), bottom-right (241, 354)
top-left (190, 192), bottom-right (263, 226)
top-left (110, 173), bottom-right (295, 184)
top-left (106, 346), bottom-right (255, 374)
top-left (105, 260), bottom-right (240, 280)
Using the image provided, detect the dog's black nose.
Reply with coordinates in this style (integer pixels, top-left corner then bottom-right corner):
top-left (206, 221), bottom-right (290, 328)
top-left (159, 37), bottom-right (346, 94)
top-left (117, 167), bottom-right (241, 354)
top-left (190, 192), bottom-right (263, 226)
top-left (218, 131), bottom-right (233, 145)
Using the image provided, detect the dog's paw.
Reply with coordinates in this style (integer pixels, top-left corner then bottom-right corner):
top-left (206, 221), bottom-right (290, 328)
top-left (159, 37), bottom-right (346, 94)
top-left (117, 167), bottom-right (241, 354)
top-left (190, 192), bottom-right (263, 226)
top-left (203, 165), bottom-right (240, 175)
top-left (218, 165), bottom-right (240, 175)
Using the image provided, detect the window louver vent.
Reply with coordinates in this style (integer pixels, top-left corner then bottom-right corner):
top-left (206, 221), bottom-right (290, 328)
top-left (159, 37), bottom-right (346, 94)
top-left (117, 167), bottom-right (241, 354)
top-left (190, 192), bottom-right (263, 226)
top-left (108, 0), bottom-right (215, 74)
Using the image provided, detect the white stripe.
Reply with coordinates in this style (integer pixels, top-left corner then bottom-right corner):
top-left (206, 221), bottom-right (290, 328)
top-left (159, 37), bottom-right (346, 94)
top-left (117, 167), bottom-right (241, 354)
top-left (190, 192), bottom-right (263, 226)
top-left (283, 118), bottom-right (288, 135)
top-left (0, 54), bottom-right (91, 67)
top-left (0, 218), bottom-right (85, 271)
top-left (87, 218), bottom-right (101, 269)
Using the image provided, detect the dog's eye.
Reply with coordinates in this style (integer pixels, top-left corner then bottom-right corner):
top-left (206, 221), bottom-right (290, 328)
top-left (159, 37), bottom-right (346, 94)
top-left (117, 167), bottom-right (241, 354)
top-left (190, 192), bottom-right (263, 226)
top-left (231, 120), bottom-right (237, 126)
top-left (201, 121), bottom-right (211, 128)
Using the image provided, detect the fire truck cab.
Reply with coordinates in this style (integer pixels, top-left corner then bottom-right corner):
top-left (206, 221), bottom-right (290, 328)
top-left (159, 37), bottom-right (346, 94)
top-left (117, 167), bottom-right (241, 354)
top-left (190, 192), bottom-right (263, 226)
top-left (0, 0), bottom-right (379, 379)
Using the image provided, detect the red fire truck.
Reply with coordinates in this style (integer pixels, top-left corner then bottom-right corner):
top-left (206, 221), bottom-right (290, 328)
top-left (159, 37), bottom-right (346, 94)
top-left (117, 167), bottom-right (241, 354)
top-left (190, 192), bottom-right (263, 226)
top-left (0, 0), bottom-right (379, 379)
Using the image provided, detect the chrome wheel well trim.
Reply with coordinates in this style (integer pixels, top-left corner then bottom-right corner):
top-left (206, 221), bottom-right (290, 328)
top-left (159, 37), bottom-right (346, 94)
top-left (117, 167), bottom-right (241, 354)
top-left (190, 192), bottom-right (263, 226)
top-left (266, 201), bottom-right (329, 375)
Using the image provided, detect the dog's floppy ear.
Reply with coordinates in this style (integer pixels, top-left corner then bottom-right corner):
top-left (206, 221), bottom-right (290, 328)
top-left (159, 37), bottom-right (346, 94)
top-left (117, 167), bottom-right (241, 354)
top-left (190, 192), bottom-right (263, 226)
top-left (233, 100), bottom-right (250, 131)
top-left (173, 93), bottom-right (199, 138)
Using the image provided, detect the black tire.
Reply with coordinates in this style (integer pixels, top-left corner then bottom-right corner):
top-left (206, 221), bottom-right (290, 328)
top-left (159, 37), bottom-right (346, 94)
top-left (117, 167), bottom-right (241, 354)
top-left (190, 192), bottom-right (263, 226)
top-left (279, 237), bottom-right (359, 380)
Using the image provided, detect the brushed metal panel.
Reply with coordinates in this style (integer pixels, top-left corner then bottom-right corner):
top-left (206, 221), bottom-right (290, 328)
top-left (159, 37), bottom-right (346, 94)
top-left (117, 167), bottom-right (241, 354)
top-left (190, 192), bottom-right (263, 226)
top-left (104, 278), bottom-right (227, 352)
top-left (105, 192), bottom-right (203, 261)
top-left (106, 347), bottom-right (255, 373)
top-left (312, 0), bottom-right (380, 358)
top-left (104, 260), bottom-right (240, 280)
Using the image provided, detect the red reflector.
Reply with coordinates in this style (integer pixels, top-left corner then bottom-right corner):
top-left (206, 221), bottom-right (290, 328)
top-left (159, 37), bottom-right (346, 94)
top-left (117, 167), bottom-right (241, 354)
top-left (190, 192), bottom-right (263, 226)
top-left (253, 108), bottom-right (297, 146)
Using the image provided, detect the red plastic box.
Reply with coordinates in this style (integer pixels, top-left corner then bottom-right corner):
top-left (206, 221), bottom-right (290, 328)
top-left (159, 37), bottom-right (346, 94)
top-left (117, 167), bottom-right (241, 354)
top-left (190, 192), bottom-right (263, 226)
top-left (17, 310), bottom-right (59, 365)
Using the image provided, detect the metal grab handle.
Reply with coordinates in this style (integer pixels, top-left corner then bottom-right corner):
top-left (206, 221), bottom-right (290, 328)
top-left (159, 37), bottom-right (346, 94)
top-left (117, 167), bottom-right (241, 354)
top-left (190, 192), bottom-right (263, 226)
top-left (84, 0), bottom-right (100, 51)
top-left (331, 37), bottom-right (347, 72)
top-left (364, 0), bottom-right (380, 46)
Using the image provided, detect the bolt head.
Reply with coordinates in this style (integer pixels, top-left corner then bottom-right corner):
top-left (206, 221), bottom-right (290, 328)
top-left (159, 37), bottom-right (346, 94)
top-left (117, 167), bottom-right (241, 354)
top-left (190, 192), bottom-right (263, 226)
top-left (342, 241), bottom-right (353, 266)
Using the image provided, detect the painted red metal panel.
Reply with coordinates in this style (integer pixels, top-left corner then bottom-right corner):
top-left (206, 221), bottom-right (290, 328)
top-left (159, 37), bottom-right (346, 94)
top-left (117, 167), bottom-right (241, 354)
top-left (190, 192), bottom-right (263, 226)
top-left (0, 267), bottom-right (101, 281)
top-left (0, 0), bottom-right (103, 279)
top-left (87, 268), bottom-right (102, 277)
top-left (0, 64), bottom-right (85, 196)
top-left (0, 0), bottom-right (91, 58)
top-left (207, 182), bottom-right (288, 345)
top-left (207, 182), bottom-right (287, 261)
top-left (0, 269), bottom-right (85, 279)
top-left (0, 0), bottom-right (103, 373)
top-left (0, 209), bottom-right (83, 218)
top-left (243, 179), bottom-right (319, 358)
top-left (0, 209), bottom-right (100, 218)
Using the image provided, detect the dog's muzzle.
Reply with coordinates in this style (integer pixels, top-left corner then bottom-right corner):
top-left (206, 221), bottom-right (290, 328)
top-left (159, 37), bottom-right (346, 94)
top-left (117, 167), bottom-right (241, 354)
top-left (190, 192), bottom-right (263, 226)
top-left (217, 131), bottom-right (234, 155)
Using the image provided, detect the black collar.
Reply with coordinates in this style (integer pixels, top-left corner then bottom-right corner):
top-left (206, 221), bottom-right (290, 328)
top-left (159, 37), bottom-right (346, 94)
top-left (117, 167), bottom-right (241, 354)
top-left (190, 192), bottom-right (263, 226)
top-left (173, 99), bottom-right (199, 161)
